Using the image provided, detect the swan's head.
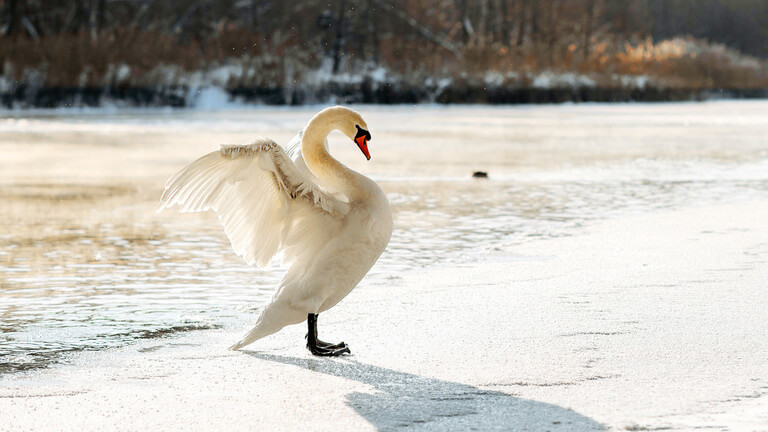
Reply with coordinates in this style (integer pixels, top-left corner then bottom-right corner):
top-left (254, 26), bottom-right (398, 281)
top-left (321, 106), bottom-right (373, 161)
top-left (352, 124), bottom-right (372, 161)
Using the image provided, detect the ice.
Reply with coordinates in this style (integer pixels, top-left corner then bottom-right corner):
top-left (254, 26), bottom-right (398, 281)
top-left (1, 101), bottom-right (768, 430)
top-left (1, 199), bottom-right (767, 430)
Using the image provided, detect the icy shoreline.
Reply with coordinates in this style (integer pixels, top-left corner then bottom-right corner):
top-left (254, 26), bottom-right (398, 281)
top-left (2, 199), bottom-right (767, 431)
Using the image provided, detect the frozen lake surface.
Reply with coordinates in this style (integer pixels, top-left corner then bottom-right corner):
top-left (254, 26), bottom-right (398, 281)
top-left (1, 102), bottom-right (768, 373)
top-left (1, 102), bottom-right (768, 430)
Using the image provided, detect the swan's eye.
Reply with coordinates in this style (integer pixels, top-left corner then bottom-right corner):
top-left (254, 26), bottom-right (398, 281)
top-left (355, 125), bottom-right (371, 142)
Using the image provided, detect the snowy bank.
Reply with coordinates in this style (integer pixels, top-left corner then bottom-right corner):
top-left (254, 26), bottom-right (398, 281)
top-left (3, 60), bottom-right (768, 108)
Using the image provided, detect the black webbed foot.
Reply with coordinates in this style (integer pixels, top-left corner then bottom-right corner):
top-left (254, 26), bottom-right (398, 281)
top-left (306, 342), bottom-right (351, 356)
top-left (306, 313), bottom-right (351, 357)
top-left (305, 333), bottom-right (347, 350)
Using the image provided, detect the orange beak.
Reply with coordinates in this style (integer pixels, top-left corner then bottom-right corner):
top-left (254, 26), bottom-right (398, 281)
top-left (354, 126), bottom-right (372, 160)
top-left (356, 135), bottom-right (371, 160)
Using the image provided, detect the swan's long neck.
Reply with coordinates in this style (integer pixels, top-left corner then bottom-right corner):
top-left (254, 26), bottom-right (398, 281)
top-left (301, 112), bottom-right (363, 199)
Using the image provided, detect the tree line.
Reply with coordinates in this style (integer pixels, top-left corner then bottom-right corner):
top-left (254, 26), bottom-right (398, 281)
top-left (3, 1), bottom-right (768, 60)
top-left (1, 0), bottom-right (767, 100)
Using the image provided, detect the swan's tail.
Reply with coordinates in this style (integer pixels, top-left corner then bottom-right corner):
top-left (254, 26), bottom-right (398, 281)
top-left (229, 301), bottom-right (306, 351)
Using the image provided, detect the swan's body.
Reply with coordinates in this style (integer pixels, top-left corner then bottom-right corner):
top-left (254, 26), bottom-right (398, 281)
top-left (158, 106), bottom-right (392, 354)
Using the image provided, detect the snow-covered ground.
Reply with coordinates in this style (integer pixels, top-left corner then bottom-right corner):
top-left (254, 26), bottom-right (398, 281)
top-left (1, 102), bottom-right (768, 430)
top-left (1, 199), bottom-right (767, 431)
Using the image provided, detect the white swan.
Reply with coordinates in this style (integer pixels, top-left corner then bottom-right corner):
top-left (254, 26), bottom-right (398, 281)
top-left (158, 106), bottom-right (393, 356)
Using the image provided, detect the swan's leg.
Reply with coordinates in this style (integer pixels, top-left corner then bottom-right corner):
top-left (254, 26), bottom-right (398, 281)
top-left (305, 324), bottom-right (346, 349)
top-left (307, 313), bottom-right (347, 349)
top-left (306, 313), bottom-right (350, 356)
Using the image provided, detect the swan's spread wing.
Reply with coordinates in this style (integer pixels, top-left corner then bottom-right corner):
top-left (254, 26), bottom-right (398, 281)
top-left (159, 138), bottom-right (349, 267)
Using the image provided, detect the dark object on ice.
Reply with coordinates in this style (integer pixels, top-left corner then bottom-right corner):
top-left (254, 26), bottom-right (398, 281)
top-left (472, 171), bottom-right (489, 179)
top-left (306, 313), bottom-right (350, 356)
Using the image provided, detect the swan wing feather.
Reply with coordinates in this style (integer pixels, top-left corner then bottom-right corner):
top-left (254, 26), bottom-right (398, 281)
top-left (158, 138), bottom-right (348, 267)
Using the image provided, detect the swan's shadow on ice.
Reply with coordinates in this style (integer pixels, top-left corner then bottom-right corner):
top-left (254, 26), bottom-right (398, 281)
top-left (246, 352), bottom-right (605, 431)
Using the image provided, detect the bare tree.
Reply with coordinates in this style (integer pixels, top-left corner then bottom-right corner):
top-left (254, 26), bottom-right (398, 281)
top-left (7, 0), bottom-right (21, 36)
top-left (331, 0), bottom-right (347, 74)
top-left (456, 0), bottom-right (474, 43)
top-left (500, 0), bottom-right (511, 46)
top-left (583, 0), bottom-right (596, 60)
top-left (515, 0), bottom-right (526, 48)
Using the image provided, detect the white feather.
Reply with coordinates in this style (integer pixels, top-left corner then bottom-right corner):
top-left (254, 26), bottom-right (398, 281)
top-left (158, 138), bottom-right (349, 268)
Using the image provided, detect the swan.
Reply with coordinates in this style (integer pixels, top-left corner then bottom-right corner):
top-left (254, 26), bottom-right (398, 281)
top-left (158, 106), bottom-right (393, 356)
